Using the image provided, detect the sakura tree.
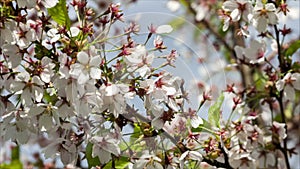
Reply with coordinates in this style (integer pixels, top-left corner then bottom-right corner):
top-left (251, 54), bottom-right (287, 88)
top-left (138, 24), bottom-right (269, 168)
top-left (0, 0), bottom-right (299, 169)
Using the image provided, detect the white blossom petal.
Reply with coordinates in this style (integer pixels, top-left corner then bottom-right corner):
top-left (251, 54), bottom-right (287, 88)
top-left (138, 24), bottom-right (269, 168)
top-left (89, 56), bottom-right (102, 67)
top-left (292, 73), bottom-right (300, 90)
top-left (156, 25), bottom-right (173, 34)
top-left (77, 51), bottom-right (89, 65)
top-left (90, 67), bottom-right (101, 79)
top-left (77, 71), bottom-right (89, 84)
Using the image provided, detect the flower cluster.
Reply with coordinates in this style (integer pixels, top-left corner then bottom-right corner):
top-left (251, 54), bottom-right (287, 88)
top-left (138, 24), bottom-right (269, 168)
top-left (1, 0), bottom-right (299, 169)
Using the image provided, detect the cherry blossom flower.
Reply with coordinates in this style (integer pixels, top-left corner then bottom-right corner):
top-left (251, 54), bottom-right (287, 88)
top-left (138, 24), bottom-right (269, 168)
top-left (10, 71), bottom-right (44, 105)
top-left (90, 136), bottom-right (120, 164)
top-left (2, 44), bottom-right (23, 68)
top-left (12, 22), bottom-right (38, 49)
top-left (39, 57), bottom-right (56, 83)
top-left (234, 40), bottom-right (266, 64)
top-left (275, 73), bottom-right (300, 101)
top-left (123, 45), bottom-right (154, 77)
top-left (69, 47), bottom-right (102, 85)
top-left (222, 0), bottom-right (253, 22)
top-left (179, 150), bottom-right (203, 169)
top-left (148, 24), bottom-right (173, 34)
top-left (99, 83), bottom-right (130, 118)
top-left (251, 149), bottom-right (276, 168)
top-left (252, 2), bottom-right (278, 33)
top-left (132, 150), bottom-right (163, 169)
top-left (167, 0), bottom-right (180, 12)
top-left (272, 121), bottom-right (287, 141)
top-left (191, 1), bottom-right (209, 21)
top-left (229, 152), bottom-right (256, 169)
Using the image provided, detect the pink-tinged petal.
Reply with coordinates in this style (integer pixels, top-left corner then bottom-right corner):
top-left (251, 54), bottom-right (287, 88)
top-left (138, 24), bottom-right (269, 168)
top-left (34, 87), bottom-right (44, 102)
top-left (223, 1), bottom-right (238, 11)
top-left (39, 114), bottom-right (53, 131)
top-left (162, 86), bottom-right (176, 96)
top-left (195, 7), bottom-right (208, 21)
top-left (283, 72), bottom-right (292, 80)
top-left (283, 85), bottom-right (295, 101)
top-left (265, 3), bottom-right (276, 11)
top-left (103, 142), bottom-right (120, 156)
top-left (98, 149), bottom-right (111, 163)
top-left (167, 0), bottom-right (180, 12)
top-left (138, 66), bottom-right (150, 78)
top-left (231, 9), bottom-right (241, 21)
top-left (41, 72), bottom-right (51, 83)
top-left (117, 84), bottom-right (129, 93)
top-left (179, 151), bottom-right (189, 161)
top-left (292, 73), bottom-right (300, 90)
top-left (189, 151), bottom-right (203, 161)
top-left (124, 55), bottom-right (142, 65)
top-left (223, 17), bottom-right (230, 31)
top-left (168, 98), bottom-right (179, 111)
top-left (89, 56), bottom-right (102, 66)
top-left (191, 116), bottom-right (203, 128)
top-left (41, 57), bottom-right (52, 65)
top-left (152, 118), bottom-right (164, 129)
top-left (32, 76), bottom-right (44, 85)
top-left (90, 67), bottom-right (101, 79)
top-left (69, 63), bottom-right (84, 77)
top-left (69, 27), bottom-right (80, 37)
top-left (42, 0), bottom-right (58, 8)
top-left (267, 12), bottom-right (278, 25)
top-left (77, 71), bottom-right (89, 84)
top-left (275, 80), bottom-right (285, 91)
top-left (156, 25), bottom-right (173, 34)
top-left (255, 17), bottom-right (267, 33)
top-left (254, 2), bottom-right (264, 11)
top-left (234, 46), bottom-right (244, 59)
top-left (105, 84), bottom-right (119, 96)
top-left (77, 51), bottom-right (89, 65)
top-left (29, 106), bottom-right (44, 116)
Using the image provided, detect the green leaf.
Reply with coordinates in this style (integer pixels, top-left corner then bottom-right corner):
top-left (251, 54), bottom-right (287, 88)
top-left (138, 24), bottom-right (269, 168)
top-left (47, 0), bottom-right (71, 29)
top-left (285, 40), bottom-right (300, 57)
top-left (11, 146), bottom-right (20, 161)
top-left (0, 161), bottom-right (22, 169)
top-left (130, 123), bottom-right (142, 143)
top-left (0, 146), bottom-right (23, 169)
top-left (208, 93), bottom-right (224, 128)
top-left (86, 142), bottom-right (101, 168)
top-left (178, 0), bottom-right (189, 7)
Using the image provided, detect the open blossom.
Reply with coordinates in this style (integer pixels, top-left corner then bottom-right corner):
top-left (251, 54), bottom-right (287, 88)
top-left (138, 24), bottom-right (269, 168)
top-left (132, 150), bottom-right (163, 169)
top-left (90, 136), bottom-right (120, 164)
top-left (234, 40), bottom-right (265, 63)
top-left (191, 2), bottom-right (209, 21)
top-left (179, 150), bottom-right (203, 169)
top-left (99, 83), bottom-right (130, 118)
top-left (222, 0), bottom-right (253, 22)
top-left (69, 47), bottom-right (102, 85)
top-left (252, 2), bottom-right (278, 32)
top-left (272, 121), bottom-right (287, 141)
top-left (229, 152), bottom-right (256, 169)
top-left (276, 73), bottom-right (300, 101)
top-left (124, 45), bottom-right (154, 77)
top-left (39, 57), bottom-right (56, 83)
top-left (2, 44), bottom-right (23, 68)
top-left (9, 71), bottom-right (44, 105)
top-left (12, 22), bottom-right (38, 49)
top-left (148, 24), bottom-right (173, 34)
